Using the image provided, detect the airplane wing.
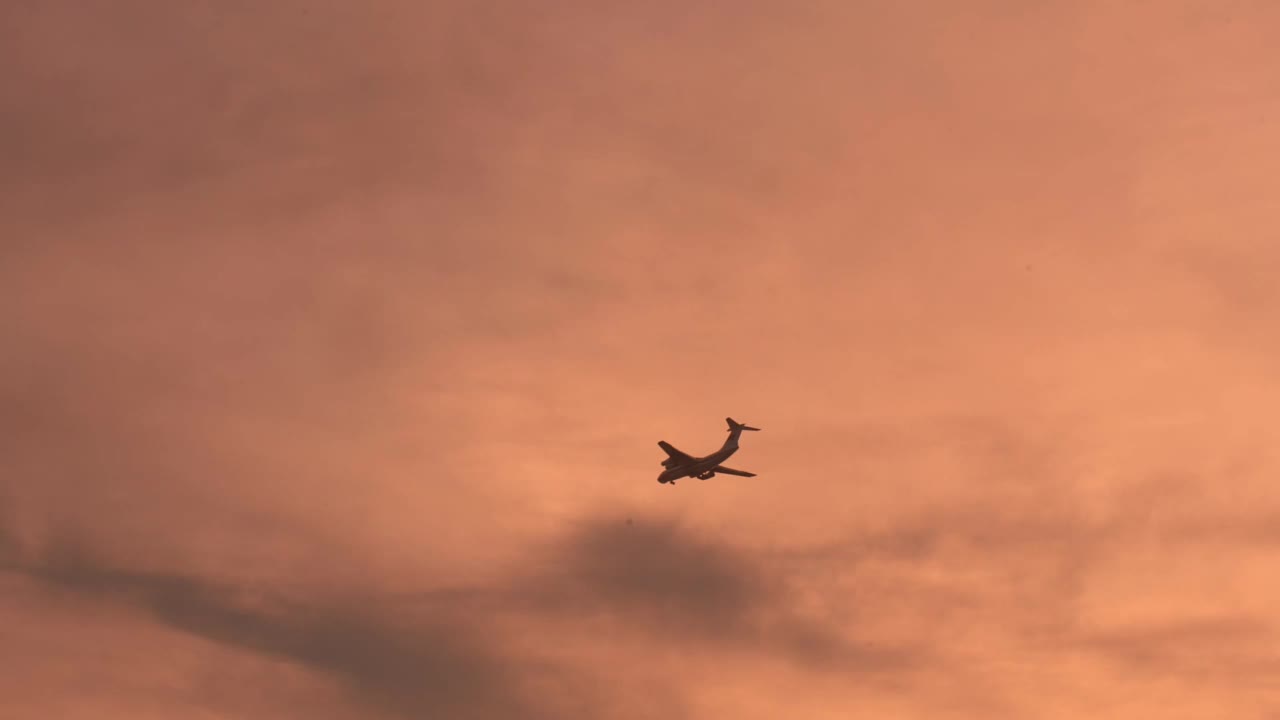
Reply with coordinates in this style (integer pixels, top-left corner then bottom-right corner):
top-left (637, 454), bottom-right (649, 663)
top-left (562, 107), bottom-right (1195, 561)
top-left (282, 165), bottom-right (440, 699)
top-left (658, 441), bottom-right (694, 464)
top-left (711, 465), bottom-right (756, 477)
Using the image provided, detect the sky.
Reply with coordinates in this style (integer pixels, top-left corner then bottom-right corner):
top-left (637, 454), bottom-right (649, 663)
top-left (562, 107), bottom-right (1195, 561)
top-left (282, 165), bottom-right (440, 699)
top-left (3, 1), bottom-right (1280, 718)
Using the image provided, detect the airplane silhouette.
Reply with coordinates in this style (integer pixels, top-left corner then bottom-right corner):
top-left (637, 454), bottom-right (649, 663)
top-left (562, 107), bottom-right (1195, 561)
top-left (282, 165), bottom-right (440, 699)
top-left (657, 417), bottom-right (760, 485)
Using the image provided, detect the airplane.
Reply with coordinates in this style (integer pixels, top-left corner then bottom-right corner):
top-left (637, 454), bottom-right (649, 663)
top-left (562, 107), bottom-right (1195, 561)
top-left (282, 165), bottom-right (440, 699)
top-left (657, 417), bottom-right (760, 485)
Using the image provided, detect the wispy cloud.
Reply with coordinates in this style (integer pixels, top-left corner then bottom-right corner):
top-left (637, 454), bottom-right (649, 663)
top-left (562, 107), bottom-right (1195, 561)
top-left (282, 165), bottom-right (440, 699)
top-left (6, 0), bottom-right (1280, 717)
top-left (4, 509), bottom-right (925, 717)
top-left (5, 529), bottom-right (599, 720)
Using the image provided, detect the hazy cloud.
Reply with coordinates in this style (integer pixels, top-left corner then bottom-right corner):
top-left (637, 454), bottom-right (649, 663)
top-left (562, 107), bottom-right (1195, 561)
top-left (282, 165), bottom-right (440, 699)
top-left (528, 514), bottom-right (920, 672)
top-left (7, 0), bottom-right (1280, 717)
top-left (6, 531), bottom-right (597, 720)
top-left (1079, 616), bottom-right (1280, 681)
top-left (4, 510), bottom-right (922, 717)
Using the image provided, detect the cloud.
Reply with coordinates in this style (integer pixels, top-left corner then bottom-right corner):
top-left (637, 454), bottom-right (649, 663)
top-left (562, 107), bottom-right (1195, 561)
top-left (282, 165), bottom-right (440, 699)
top-left (4, 508), bottom-right (923, 718)
top-left (5, 0), bottom-right (1280, 716)
top-left (527, 513), bottom-right (920, 672)
top-left (1078, 616), bottom-right (1280, 681)
top-left (8, 459), bottom-right (1280, 717)
top-left (6, 529), bottom-right (599, 720)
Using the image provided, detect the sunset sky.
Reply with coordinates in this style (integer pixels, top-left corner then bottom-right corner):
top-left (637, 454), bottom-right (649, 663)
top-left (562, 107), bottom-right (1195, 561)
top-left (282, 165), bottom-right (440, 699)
top-left (4, 2), bottom-right (1280, 718)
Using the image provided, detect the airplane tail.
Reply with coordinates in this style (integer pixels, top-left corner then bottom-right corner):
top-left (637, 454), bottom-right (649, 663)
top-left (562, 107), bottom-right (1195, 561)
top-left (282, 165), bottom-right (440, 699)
top-left (726, 417), bottom-right (761, 432)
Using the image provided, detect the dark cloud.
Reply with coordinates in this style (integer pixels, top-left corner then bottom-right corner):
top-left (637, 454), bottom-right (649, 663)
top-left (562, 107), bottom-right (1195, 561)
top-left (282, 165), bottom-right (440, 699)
top-left (5, 531), bottom-right (600, 720)
top-left (8, 472), bottom-right (1280, 716)
top-left (529, 514), bottom-right (920, 672)
top-left (4, 510), bottom-right (921, 718)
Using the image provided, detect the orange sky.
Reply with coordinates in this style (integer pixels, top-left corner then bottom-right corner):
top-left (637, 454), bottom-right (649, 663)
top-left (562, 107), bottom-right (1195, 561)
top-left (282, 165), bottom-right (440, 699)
top-left (4, 2), bottom-right (1280, 718)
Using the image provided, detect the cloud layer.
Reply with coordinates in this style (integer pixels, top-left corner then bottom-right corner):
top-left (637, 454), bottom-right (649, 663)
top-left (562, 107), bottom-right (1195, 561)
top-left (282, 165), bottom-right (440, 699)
top-left (6, 1), bottom-right (1280, 718)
